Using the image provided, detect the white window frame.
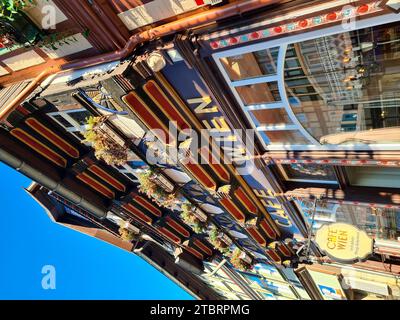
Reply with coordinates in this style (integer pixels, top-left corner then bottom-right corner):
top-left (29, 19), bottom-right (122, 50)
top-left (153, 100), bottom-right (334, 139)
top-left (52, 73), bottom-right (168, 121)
top-left (113, 163), bottom-right (143, 183)
top-left (277, 163), bottom-right (339, 185)
top-left (47, 108), bottom-right (90, 140)
top-left (213, 13), bottom-right (400, 151)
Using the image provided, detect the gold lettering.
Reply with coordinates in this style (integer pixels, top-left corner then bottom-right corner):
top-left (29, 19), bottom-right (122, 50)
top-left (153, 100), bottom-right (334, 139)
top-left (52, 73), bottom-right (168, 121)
top-left (188, 97), bottom-right (219, 114)
top-left (211, 117), bottom-right (231, 132)
top-left (326, 229), bottom-right (347, 251)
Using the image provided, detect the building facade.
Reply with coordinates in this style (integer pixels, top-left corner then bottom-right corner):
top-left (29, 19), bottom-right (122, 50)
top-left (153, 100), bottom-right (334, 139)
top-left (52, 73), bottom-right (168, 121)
top-left (1, 0), bottom-right (400, 300)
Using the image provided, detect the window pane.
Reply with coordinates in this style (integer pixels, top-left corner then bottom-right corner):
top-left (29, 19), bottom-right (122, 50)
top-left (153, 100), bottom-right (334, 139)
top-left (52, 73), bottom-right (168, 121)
top-left (236, 82), bottom-right (280, 105)
top-left (51, 114), bottom-right (73, 128)
top-left (263, 130), bottom-right (309, 144)
top-left (284, 22), bottom-right (400, 144)
top-left (68, 110), bottom-right (91, 126)
top-left (346, 166), bottom-right (400, 188)
top-left (297, 200), bottom-right (400, 241)
top-left (220, 47), bottom-right (279, 81)
top-left (285, 58), bottom-right (301, 69)
top-left (285, 69), bottom-right (305, 77)
top-left (281, 163), bottom-right (337, 182)
top-left (249, 108), bottom-right (292, 125)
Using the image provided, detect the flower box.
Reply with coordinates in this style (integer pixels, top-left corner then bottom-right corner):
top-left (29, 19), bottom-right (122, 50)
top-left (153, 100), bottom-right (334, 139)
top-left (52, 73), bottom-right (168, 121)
top-left (230, 248), bottom-right (254, 271)
top-left (238, 251), bottom-right (253, 264)
top-left (217, 232), bottom-right (232, 246)
top-left (99, 122), bottom-right (126, 147)
top-left (149, 172), bottom-right (175, 193)
top-left (193, 207), bottom-right (208, 223)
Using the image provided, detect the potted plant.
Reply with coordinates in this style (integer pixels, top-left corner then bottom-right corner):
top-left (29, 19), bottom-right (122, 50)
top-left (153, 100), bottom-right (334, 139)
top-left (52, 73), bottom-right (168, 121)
top-left (1, 0), bottom-right (35, 21)
top-left (0, 1), bottom-right (41, 50)
top-left (83, 116), bottom-right (129, 166)
top-left (137, 168), bottom-right (179, 209)
top-left (208, 226), bottom-right (231, 255)
top-left (118, 227), bottom-right (136, 242)
top-left (180, 202), bottom-right (208, 234)
top-left (1, 1), bottom-right (85, 52)
top-left (230, 248), bottom-right (253, 271)
top-left (36, 30), bottom-right (80, 50)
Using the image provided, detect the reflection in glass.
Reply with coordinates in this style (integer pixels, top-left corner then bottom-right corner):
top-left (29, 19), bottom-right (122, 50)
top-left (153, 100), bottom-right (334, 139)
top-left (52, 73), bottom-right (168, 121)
top-left (249, 108), bottom-right (292, 126)
top-left (346, 166), bottom-right (400, 188)
top-left (261, 130), bottom-right (309, 144)
top-left (297, 200), bottom-right (400, 241)
top-left (236, 82), bottom-right (280, 105)
top-left (281, 163), bottom-right (337, 182)
top-left (221, 47), bottom-right (279, 81)
top-left (284, 23), bottom-right (400, 144)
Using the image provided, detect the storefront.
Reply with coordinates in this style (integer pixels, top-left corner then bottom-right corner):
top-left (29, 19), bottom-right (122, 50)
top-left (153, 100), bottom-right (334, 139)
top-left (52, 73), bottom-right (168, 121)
top-left (208, 1), bottom-right (400, 150)
top-left (297, 263), bottom-right (400, 299)
top-left (186, 0), bottom-right (400, 261)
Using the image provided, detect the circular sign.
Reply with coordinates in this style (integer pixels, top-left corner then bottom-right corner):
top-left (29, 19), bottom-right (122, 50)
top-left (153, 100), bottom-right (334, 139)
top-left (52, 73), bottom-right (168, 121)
top-left (315, 223), bottom-right (374, 264)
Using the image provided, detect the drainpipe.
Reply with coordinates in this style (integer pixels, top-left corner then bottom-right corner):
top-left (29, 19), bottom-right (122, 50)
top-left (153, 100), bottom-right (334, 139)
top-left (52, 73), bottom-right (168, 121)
top-left (91, 0), bottom-right (130, 47)
top-left (0, 147), bottom-right (107, 219)
top-left (80, 0), bottom-right (125, 50)
top-left (0, 0), bottom-right (281, 122)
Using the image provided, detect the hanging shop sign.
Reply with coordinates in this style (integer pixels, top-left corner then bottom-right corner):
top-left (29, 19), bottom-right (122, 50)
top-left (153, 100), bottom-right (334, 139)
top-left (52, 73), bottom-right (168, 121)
top-left (315, 223), bottom-right (374, 264)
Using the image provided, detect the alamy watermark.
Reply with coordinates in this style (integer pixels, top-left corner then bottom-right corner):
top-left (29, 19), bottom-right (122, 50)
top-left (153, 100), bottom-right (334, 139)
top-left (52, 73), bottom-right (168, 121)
top-left (41, 265), bottom-right (56, 290)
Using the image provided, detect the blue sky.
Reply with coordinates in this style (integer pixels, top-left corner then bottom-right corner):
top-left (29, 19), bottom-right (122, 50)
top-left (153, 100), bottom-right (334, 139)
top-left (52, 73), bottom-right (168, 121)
top-left (0, 162), bottom-right (192, 300)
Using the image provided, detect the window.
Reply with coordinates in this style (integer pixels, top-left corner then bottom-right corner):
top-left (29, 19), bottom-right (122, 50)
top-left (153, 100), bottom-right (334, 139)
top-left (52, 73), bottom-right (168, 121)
top-left (344, 104), bottom-right (358, 111)
top-left (286, 78), bottom-right (310, 87)
top-left (214, 20), bottom-right (400, 149)
top-left (236, 82), bottom-right (281, 105)
top-left (298, 94), bottom-right (322, 102)
top-left (297, 199), bottom-right (400, 241)
top-left (285, 58), bottom-right (301, 69)
top-left (114, 160), bottom-right (147, 183)
top-left (285, 69), bottom-right (305, 77)
top-left (284, 22), bottom-right (400, 144)
top-left (279, 163), bottom-right (338, 184)
top-left (68, 110), bottom-right (89, 126)
top-left (249, 108), bottom-right (292, 126)
top-left (220, 47), bottom-right (279, 81)
top-left (47, 109), bottom-right (91, 140)
top-left (342, 113), bottom-right (357, 122)
top-left (261, 130), bottom-right (310, 145)
top-left (341, 123), bottom-right (357, 132)
top-left (345, 166), bottom-right (400, 189)
top-left (292, 86), bottom-right (316, 95)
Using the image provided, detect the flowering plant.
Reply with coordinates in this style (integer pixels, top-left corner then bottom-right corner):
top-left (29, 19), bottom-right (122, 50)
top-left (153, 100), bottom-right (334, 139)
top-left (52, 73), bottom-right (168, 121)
top-left (181, 203), bottom-right (207, 234)
top-left (208, 226), bottom-right (231, 255)
top-left (83, 116), bottom-right (128, 166)
top-left (137, 169), bottom-right (179, 209)
top-left (230, 248), bottom-right (253, 271)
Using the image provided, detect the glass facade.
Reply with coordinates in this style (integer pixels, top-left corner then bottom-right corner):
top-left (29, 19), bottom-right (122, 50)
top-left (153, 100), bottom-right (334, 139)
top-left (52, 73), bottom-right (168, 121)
top-left (216, 20), bottom-right (400, 148)
top-left (236, 82), bottom-right (281, 105)
top-left (286, 22), bottom-right (400, 144)
top-left (297, 199), bottom-right (400, 242)
top-left (345, 166), bottom-right (400, 189)
top-left (280, 163), bottom-right (338, 183)
top-left (220, 47), bottom-right (279, 81)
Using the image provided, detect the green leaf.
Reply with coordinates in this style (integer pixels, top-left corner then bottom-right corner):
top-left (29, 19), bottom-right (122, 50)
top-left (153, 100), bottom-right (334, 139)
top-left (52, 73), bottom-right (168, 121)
top-left (82, 28), bottom-right (90, 38)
